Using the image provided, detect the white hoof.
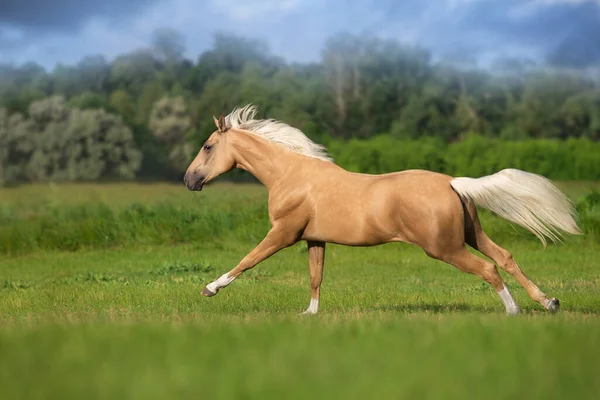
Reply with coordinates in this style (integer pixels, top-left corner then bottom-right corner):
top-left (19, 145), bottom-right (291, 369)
top-left (498, 286), bottom-right (520, 316)
top-left (506, 306), bottom-right (520, 316)
top-left (300, 298), bottom-right (319, 315)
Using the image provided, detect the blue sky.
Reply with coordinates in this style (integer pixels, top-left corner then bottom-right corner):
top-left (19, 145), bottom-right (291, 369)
top-left (0, 0), bottom-right (599, 70)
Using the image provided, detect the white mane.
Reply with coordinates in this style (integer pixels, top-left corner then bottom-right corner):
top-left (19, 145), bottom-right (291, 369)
top-left (224, 104), bottom-right (333, 162)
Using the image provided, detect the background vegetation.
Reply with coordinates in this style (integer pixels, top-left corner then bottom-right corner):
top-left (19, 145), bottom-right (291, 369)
top-left (2, 31), bottom-right (600, 185)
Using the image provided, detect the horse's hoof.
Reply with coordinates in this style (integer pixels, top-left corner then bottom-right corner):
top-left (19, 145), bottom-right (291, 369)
top-left (201, 287), bottom-right (217, 297)
top-left (506, 307), bottom-right (520, 316)
top-left (546, 298), bottom-right (560, 313)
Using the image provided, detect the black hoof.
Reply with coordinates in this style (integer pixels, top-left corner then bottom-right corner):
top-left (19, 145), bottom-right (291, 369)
top-left (201, 287), bottom-right (217, 297)
top-left (546, 298), bottom-right (560, 313)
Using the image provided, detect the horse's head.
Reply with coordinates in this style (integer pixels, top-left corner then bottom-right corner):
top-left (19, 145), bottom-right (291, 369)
top-left (184, 114), bottom-right (236, 191)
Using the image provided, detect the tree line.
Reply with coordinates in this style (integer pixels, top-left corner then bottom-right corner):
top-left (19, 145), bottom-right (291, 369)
top-left (1, 30), bottom-right (600, 185)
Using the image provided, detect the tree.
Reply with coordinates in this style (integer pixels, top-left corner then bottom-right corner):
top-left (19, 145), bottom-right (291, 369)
top-left (187, 33), bottom-right (280, 93)
top-left (0, 108), bottom-right (8, 185)
top-left (149, 96), bottom-right (193, 173)
top-left (136, 81), bottom-right (165, 125)
top-left (193, 71), bottom-right (242, 138)
top-left (515, 71), bottom-right (592, 138)
top-left (65, 108), bottom-right (142, 180)
top-left (109, 50), bottom-right (159, 94)
top-left (75, 55), bottom-right (110, 93)
top-left (560, 92), bottom-right (599, 139)
top-left (109, 89), bottom-right (136, 124)
top-left (390, 73), bottom-right (461, 141)
top-left (321, 34), bottom-right (432, 138)
top-left (67, 91), bottom-right (109, 111)
top-left (0, 96), bottom-right (142, 185)
top-left (2, 31), bottom-right (600, 184)
top-left (151, 28), bottom-right (189, 91)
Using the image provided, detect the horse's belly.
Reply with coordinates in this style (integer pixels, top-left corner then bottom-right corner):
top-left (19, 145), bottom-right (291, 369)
top-left (301, 206), bottom-right (400, 246)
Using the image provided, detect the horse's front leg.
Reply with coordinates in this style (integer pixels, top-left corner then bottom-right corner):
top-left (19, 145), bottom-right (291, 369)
top-left (302, 241), bottom-right (325, 315)
top-left (202, 225), bottom-right (298, 297)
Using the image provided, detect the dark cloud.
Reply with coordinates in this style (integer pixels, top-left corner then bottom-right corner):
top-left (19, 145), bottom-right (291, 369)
top-left (458, 0), bottom-right (600, 67)
top-left (0, 0), bottom-right (161, 32)
top-left (543, 2), bottom-right (600, 67)
top-left (2, 0), bottom-right (600, 70)
top-left (365, 0), bottom-right (600, 68)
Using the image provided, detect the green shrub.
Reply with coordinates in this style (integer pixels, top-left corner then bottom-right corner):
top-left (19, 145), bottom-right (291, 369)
top-left (329, 135), bottom-right (600, 180)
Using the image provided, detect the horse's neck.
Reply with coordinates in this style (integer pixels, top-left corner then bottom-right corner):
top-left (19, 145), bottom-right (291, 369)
top-left (230, 131), bottom-right (290, 190)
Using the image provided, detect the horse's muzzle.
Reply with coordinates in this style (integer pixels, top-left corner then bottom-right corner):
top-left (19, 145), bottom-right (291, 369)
top-left (183, 171), bottom-right (205, 191)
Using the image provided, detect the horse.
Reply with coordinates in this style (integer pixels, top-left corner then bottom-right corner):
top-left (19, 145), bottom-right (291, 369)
top-left (183, 105), bottom-right (581, 315)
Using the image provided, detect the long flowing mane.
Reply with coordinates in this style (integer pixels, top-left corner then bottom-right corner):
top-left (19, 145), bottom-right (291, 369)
top-left (224, 104), bottom-right (333, 162)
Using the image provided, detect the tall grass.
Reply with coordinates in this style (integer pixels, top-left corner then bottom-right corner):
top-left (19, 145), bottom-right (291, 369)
top-left (0, 183), bottom-right (598, 256)
top-left (0, 199), bottom-right (270, 255)
top-left (575, 190), bottom-right (600, 241)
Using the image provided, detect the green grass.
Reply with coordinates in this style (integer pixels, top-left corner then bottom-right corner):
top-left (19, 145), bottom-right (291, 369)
top-left (0, 181), bottom-right (599, 399)
top-left (1, 180), bottom-right (598, 256)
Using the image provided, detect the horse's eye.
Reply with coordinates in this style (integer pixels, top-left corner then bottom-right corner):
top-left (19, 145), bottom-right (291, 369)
top-left (203, 145), bottom-right (212, 152)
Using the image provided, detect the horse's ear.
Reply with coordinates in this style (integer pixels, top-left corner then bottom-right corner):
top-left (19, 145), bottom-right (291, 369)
top-left (213, 115), bottom-right (220, 130)
top-left (217, 113), bottom-right (229, 133)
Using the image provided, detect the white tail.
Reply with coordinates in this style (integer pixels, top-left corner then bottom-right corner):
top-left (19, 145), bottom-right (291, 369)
top-left (450, 168), bottom-right (581, 246)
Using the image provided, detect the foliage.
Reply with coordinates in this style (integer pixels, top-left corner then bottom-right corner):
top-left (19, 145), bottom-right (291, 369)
top-left (149, 96), bottom-right (193, 174)
top-left (1, 31), bottom-right (600, 185)
top-left (0, 108), bottom-right (8, 186)
top-left (329, 134), bottom-right (600, 180)
top-left (0, 97), bottom-right (141, 185)
top-left (576, 190), bottom-right (600, 240)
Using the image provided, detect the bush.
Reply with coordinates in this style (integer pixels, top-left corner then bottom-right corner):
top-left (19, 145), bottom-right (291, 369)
top-left (328, 134), bottom-right (600, 180)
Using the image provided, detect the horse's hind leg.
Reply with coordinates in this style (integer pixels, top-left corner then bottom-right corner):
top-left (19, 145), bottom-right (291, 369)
top-left (463, 201), bottom-right (559, 312)
top-left (470, 231), bottom-right (559, 312)
top-left (428, 247), bottom-right (520, 315)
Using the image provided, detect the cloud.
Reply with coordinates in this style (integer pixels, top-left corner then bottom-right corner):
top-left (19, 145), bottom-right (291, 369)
top-left (0, 0), bottom-right (599, 70)
top-left (371, 0), bottom-right (600, 67)
top-left (0, 0), bottom-right (210, 66)
top-left (210, 0), bottom-right (302, 21)
top-left (0, 0), bottom-right (161, 32)
top-left (0, 0), bottom-right (164, 62)
top-left (457, 0), bottom-right (600, 67)
top-left (533, 0), bottom-right (599, 5)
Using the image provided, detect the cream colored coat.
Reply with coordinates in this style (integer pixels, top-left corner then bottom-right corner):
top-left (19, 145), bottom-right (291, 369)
top-left (184, 105), bottom-right (580, 315)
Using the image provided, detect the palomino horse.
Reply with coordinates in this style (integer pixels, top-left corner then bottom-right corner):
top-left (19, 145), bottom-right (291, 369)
top-left (184, 105), bottom-right (581, 315)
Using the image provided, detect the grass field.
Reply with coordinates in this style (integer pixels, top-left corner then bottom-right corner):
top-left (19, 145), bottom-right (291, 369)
top-left (1, 180), bottom-right (599, 399)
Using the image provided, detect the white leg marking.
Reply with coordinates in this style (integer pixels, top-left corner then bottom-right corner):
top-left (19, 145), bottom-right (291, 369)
top-left (498, 285), bottom-right (520, 315)
top-left (301, 298), bottom-right (319, 315)
top-left (206, 273), bottom-right (236, 294)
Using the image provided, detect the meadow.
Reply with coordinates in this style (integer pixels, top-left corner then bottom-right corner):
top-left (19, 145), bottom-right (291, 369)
top-left (0, 179), bottom-right (599, 399)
